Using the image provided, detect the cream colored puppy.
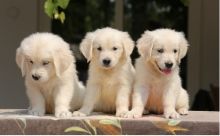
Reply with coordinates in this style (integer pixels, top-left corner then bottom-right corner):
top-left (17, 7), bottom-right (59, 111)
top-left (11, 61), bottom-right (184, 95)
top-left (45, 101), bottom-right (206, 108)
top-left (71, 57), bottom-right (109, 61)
top-left (73, 27), bottom-right (135, 117)
top-left (126, 29), bottom-right (189, 119)
top-left (16, 33), bottom-right (85, 117)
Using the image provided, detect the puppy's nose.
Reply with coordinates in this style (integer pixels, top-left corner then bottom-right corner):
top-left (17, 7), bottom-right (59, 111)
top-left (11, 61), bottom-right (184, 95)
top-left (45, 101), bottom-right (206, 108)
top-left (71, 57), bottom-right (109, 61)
top-left (103, 59), bottom-right (111, 66)
top-left (165, 62), bottom-right (173, 69)
top-left (32, 74), bottom-right (41, 80)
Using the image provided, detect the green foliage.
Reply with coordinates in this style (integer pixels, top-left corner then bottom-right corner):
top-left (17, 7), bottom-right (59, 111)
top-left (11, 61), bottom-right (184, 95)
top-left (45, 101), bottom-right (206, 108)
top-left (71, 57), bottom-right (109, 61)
top-left (64, 126), bottom-right (91, 134)
top-left (44, 0), bottom-right (70, 23)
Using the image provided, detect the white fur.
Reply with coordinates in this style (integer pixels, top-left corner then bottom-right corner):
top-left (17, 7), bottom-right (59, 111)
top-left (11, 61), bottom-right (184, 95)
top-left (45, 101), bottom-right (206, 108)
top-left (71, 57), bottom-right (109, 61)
top-left (73, 27), bottom-right (135, 117)
top-left (16, 32), bottom-right (85, 117)
top-left (125, 29), bottom-right (189, 119)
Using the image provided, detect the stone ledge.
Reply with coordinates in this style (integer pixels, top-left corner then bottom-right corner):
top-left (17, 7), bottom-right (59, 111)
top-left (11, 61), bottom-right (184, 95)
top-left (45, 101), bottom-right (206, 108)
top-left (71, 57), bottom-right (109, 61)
top-left (0, 109), bottom-right (219, 135)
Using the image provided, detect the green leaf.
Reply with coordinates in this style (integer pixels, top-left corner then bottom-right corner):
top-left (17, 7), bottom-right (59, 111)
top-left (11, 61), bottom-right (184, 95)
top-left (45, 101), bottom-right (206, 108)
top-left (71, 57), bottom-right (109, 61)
top-left (57, 0), bottom-right (70, 9)
top-left (168, 119), bottom-right (181, 126)
top-left (99, 119), bottom-right (121, 129)
top-left (64, 126), bottom-right (91, 134)
top-left (44, 0), bottom-right (56, 18)
top-left (59, 11), bottom-right (65, 23)
top-left (84, 120), bottom-right (97, 135)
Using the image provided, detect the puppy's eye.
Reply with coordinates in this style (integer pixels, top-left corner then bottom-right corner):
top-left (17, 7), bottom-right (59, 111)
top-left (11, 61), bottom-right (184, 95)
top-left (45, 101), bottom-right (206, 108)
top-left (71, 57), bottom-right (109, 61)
top-left (112, 47), bottom-right (118, 51)
top-left (42, 61), bottom-right (50, 66)
top-left (157, 49), bottom-right (164, 53)
top-left (29, 60), bottom-right (33, 64)
top-left (173, 49), bottom-right (177, 53)
top-left (97, 47), bottom-right (102, 51)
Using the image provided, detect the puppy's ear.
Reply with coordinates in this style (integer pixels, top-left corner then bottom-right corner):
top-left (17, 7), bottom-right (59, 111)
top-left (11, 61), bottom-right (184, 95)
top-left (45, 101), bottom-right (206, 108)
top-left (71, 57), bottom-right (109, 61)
top-left (122, 32), bottom-right (134, 57)
top-left (178, 32), bottom-right (189, 63)
top-left (80, 32), bottom-right (95, 62)
top-left (136, 31), bottom-right (154, 59)
top-left (53, 44), bottom-right (74, 77)
top-left (16, 47), bottom-right (26, 77)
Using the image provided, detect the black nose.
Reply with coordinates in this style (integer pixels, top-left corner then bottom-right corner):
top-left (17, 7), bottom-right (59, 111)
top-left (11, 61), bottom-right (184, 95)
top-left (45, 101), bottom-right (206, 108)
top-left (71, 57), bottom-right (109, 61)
top-left (165, 62), bottom-right (173, 69)
top-left (103, 59), bottom-right (111, 66)
top-left (32, 75), bottom-right (40, 80)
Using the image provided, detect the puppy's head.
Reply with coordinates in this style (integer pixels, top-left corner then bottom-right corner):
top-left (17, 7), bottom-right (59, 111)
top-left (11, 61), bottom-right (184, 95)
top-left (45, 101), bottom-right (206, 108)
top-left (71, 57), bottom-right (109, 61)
top-left (16, 33), bottom-right (73, 83)
top-left (137, 29), bottom-right (189, 75)
top-left (80, 27), bottom-right (134, 69)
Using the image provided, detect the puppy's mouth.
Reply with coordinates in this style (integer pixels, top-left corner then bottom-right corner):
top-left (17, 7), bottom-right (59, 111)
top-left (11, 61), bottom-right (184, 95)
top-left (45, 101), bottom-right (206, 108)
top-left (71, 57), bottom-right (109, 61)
top-left (155, 63), bottom-right (172, 75)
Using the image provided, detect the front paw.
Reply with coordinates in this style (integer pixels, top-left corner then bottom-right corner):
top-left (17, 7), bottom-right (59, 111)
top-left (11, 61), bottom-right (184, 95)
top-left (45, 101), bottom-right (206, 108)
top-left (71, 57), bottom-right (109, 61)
top-left (177, 108), bottom-right (188, 115)
top-left (28, 109), bottom-right (45, 116)
top-left (124, 110), bottom-right (143, 118)
top-left (55, 110), bottom-right (72, 118)
top-left (116, 109), bottom-right (129, 117)
top-left (164, 110), bottom-right (180, 119)
top-left (72, 111), bottom-right (88, 117)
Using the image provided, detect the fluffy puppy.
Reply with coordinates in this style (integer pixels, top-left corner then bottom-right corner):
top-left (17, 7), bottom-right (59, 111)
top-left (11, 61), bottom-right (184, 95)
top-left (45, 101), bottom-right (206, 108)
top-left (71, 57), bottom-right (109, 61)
top-left (16, 33), bottom-right (85, 117)
top-left (126, 29), bottom-right (189, 119)
top-left (73, 27), bottom-right (135, 117)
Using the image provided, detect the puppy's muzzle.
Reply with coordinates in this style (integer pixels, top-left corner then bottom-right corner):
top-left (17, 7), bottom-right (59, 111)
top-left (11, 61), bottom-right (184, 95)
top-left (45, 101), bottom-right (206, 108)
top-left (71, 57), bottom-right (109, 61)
top-left (32, 74), bottom-right (41, 81)
top-left (102, 58), bottom-right (111, 67)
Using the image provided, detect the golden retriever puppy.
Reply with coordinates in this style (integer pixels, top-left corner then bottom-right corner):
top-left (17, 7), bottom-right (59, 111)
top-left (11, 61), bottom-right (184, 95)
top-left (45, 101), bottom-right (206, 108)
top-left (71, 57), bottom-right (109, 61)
top-left (73, 27), bottom-right (135, 117)
top-left (125, 29), bottom-right (189, 119)
top-left (16, 33), bottom-right (85, 117)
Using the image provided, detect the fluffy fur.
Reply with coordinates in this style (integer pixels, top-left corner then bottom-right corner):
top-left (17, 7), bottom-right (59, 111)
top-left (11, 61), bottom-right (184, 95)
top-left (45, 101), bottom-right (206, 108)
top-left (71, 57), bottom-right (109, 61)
top-left (16, 33), bottom-right (85, 117)
top-left (73, 27), bottom-right (135, 117)
top-left (125, 29), bottom-right (189, 119)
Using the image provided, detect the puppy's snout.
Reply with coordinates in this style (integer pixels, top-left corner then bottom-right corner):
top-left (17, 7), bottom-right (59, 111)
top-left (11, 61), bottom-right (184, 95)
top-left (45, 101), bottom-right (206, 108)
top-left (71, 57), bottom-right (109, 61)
top-left (32, 74), bottom-right (41, 80)
top-left (103, 59), bottom-right (111, 66)
top-left (165, 62), bottom-right (173, 69)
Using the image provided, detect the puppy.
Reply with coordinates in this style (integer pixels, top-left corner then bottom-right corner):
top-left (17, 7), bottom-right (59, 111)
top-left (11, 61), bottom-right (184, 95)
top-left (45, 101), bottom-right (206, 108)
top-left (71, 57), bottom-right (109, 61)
top-left (126, 29), bottom-right (189, 119)
top-left (73, 27), bottom-right (135, 117)
top-left (16, 33), bottom-right (85, 117)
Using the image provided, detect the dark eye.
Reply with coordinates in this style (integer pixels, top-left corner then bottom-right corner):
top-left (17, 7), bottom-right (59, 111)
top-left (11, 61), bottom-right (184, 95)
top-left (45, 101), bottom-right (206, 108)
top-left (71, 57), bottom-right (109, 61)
top-left (43, 61), bottom-right (49, 66)
top-left (157, 49), bottom-right (164, 53)
top-left (173, 49), bottom-right (177, 53)
top-left (29, 60), bottom-right (33, 64)
top-left (97, 47), bottom-right (102, 51)
top-left (112, 47), bottom-right (118, 51)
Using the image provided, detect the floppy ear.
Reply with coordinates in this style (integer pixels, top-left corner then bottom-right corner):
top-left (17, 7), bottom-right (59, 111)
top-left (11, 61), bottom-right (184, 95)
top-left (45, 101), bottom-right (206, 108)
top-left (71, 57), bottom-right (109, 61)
top-left (122, 32), bottom-right (134, 57)
top-left (80, 32), bottom-right (95, 62)
top-left (53, 46), bottom-right (74, 77)
top-left (16, 47), bottom-right (26, 77)
top-left (136, 31), bottom-right (154, 59)
top-left (178, 32), bottom-right (189, 63)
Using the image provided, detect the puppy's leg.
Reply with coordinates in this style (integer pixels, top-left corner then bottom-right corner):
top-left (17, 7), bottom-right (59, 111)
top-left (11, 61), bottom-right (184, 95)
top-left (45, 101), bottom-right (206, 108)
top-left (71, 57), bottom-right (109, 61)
top-left (73, 84), bottom-right (100, 117)
top-left (115, 85), bottom-right (132, 117)
top-left (26, 87), bottom-right (45, 116)
top-left (124, 85), bottom-right (149, 118)
top-left (163, 88), bottom-right (180, 119)
top-left (176, 88), bottom-right (189, 115)
top-left (54, 83), bottom-right (73, 118)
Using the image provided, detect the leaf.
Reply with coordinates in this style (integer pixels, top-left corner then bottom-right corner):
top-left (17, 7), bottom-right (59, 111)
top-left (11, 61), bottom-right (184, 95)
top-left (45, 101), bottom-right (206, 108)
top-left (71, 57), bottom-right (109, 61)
top-left (168, 119), bottom-right (181, 126)
top-left (44, 0), bottom-right (56, 18)
top-left (57, 0), bottom-right (70, 9)
top-left (99, 119), bottom-right (121, 129)
top-left (84, 120), bottom-right (97, 135)
top-left (17, 118), bottom-right (27, 129)
top-left (59, 11), bottom-right (65, 23)
top-left (64, 126), bottom-right (91, 134)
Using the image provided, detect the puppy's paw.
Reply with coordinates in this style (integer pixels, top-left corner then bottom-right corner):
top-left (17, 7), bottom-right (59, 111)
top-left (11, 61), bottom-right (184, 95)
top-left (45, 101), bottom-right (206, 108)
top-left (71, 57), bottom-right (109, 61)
top-left (116, 110), bottom-right (129, 117)
top-left (177, 108), bottom-right (188, 115)
top-left (164, 110), bottom-right (180, 119)
top-left (28, 109), bottom-right (45, 116)
top-left (72, 111), bottom-right (88, 117)
top-left (124, 110), bottom-right (143, 118)
top-left (55, 110), bottom-right (72, 118)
